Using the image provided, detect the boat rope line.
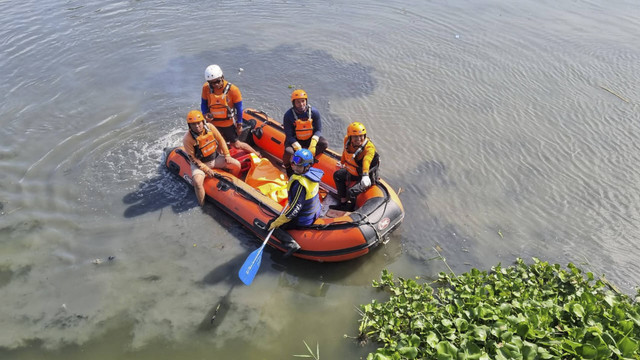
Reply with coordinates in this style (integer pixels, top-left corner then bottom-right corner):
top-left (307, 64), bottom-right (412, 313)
top-left (219, 165), bottom-right (392, 233)
top-left (175, 142), bottom-right (393, 232)
top-left (177, 146), bottom-right (385, 230)
top-left (174, 147), bottom-right (280, 217)
top-left (306, 184), bottom-right (392, 231)
top-left (245, 109), bottom-right (283, 134)
top-left (245, 109), bottom-right (342, 162)
top-left (350, 190), bottom-right (392, 242)
top-left (213, 172), bottom-right (281, 218)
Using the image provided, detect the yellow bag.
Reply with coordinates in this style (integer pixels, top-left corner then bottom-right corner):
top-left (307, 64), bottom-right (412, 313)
top-left (245, 154), bottom-right (288, 206)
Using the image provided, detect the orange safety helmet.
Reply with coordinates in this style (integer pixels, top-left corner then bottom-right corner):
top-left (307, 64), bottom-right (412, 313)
top-left (347, 122), bottom-right (367, 136)
top-left (291, 89), bottom-right (308, 102)
top-left (186, 110), bottom-right (205, 124)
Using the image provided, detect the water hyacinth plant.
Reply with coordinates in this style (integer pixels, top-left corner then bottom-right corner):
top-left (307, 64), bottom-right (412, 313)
top-left (357, 258), bottom-right (640, 360)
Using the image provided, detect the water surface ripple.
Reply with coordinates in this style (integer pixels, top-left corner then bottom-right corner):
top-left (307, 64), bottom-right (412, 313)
top-left (1, 0), bottom-right (639, 358)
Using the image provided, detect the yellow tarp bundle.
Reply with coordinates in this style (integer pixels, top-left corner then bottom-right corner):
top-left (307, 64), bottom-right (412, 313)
top-left (244, 153), bottom-right (288, 206)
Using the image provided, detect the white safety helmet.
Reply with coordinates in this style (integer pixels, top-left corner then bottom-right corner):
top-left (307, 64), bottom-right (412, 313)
top-left (205, 64), bottom-right (223, 81)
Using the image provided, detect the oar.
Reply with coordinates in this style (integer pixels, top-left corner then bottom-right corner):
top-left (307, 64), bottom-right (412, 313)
top-left (238, 227), bottom-right (276, 285)
top-left (239, 207), bottom-right (288, 285)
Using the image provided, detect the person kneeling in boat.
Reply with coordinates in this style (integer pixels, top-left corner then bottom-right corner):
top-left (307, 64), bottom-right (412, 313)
top-left (268, 149), bottom-right (324, 256)
top-left (282, 89), bottom-right (328, 177)
top-left (183, 110), bottom-right (241, 206)
top-left (330, 122), bottom-right (379, 212)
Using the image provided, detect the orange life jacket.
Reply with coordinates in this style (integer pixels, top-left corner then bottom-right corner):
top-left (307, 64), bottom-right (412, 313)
top-left (192, 127), bottom-right (219, 162)
top-left (293, 107), bottom-right (313, 140)
top-left (343, 137), bottom-right (378, 177)
top-left (206, 82), bottom-right (235, 127)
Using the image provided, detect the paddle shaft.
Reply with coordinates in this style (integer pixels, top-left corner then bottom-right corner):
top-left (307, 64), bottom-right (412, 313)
top-left (238, 207), bottom-right (287, 285)
top-left (246, 227), bottom-right (275, 271)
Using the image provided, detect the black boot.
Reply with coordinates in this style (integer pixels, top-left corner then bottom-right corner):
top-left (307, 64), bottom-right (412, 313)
top-left (283, 240), bottom-right (301, 258)
top-left (348, 183), bottom-right (367, 198)
top-left (329, 201), bottom-right (353, 212)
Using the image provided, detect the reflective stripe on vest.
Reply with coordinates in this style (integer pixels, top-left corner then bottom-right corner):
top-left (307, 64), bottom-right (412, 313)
top-left (207, 83), bottom-right (235, 127)
top-left (292, 107), bottom-right (313, 140)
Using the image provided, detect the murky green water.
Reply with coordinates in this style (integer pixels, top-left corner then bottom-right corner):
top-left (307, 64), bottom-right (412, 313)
top-left (1, 0), bottom-right (639, 358)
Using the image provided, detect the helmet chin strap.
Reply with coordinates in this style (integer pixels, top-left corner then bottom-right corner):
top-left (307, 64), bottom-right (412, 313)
top-left (291, 164), bottom-right (309, 174)
top-left (293, 104), bottom-right (309, 116)
top-left (352, 138), bottom-right (369, 159)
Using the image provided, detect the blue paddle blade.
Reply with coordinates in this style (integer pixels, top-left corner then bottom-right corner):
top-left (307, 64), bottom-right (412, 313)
top-left (238, 246), bottom-right (265, 285)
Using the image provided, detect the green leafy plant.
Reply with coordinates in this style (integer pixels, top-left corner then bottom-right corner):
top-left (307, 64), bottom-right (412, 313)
top-left (357, 258), bottom-right (640, 359)
top-left (294, 340), bottom-right (320, 360)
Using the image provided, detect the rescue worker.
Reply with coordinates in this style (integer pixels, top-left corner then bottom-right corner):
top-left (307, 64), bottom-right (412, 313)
top-left (282, 89), bottom-right (328, 177)
top-left (182, 110), bottom-right (241, 206)
top-left (201, 64), bottom-right (258, 155)
top-left (329, 122), bottom-right (379, 211)
top-left (268, 149), bottom-right (324, 256)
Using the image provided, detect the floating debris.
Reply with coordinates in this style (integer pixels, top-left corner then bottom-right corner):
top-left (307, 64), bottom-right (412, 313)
top-left (92, 256), bottom-right (115, 265)
top-left (600, 85), bottom-right (630, 103)
top-left (210, 303), bottom-right (221, 324)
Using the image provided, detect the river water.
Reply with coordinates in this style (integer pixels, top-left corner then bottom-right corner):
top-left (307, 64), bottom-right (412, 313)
top-left (1, 0), bottom-right (639, 358)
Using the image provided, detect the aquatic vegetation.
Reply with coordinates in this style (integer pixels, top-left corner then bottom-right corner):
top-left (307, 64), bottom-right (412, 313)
top-left (357, 258), bottom-right (640, 359)
top-left (294, 340), bottom-right (320, 360)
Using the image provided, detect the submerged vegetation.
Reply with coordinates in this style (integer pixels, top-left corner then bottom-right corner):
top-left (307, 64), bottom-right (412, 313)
top-left (294, 341), bottom-right (320, 359)
top-left (357, 258), bottom-right (640, 359)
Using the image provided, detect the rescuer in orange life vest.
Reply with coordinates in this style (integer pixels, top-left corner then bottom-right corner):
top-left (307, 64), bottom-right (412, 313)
top-left (329, 122), bottom-right (379, 212)
top-left (282, 89), bottom-right (328, 177)
top-left (201, 64), bottom-right (258, 155)
top-left (182, 110), bottom-right (241, 206)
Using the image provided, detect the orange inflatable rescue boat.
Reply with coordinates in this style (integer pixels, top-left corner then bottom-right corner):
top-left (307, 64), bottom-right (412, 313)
top-left (165, 108), bottom-right (404, 262)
